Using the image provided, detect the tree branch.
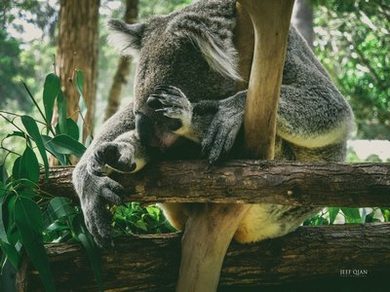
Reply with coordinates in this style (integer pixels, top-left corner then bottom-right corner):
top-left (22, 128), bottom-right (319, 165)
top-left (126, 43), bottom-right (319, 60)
top-left (39, 161), bottom-right (390, 207)
top-left (17, 223), bottom-right (390, 291)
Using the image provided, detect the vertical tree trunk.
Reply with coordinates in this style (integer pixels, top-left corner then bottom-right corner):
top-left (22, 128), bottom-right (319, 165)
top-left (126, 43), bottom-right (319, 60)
top-left (104, 0), bottom-right (139, 121)
top-left (177, 1), bottom-right (295, 291)
top-left (292, 0), bottom-right (314, 47)
top-left (56, 0), bottom-right (100, 141)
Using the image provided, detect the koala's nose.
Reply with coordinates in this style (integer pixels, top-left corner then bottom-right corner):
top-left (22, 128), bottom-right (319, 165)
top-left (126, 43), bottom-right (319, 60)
top-left (135, 111), bottom-right (154, 145)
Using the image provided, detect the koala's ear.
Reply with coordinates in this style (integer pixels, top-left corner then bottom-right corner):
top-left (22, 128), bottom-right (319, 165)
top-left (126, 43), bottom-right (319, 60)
top-left (107, 20), bottom-right (145, 56)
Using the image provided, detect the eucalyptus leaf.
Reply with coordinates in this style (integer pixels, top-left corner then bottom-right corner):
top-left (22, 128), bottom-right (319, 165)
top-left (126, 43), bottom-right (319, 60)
top-left (5, 131), bottom-right (25, 139)
top-left (46, 197), bottom-right (76, 222)
top-left (11, 157), bottom-right (23, 180)
top-left (42, 135), bottom-right (67, 166)
top-left (21, 115), bottom-right (49, 178)
top-left (72, 215), bottom-right (103, 291)
top-left (0, 164), bottom-right (8, 185)
top-left (14, 196), bottom-right (55, 291)
top-left (50, 134), bottom-right (86, 157)
top-left (328, 207), bottom-right (340, 224)
top-left (55, 118), bottom-right (79, 141)
top-left (0, 241), bottom-right (21, 269)
top-left (341, 208), bottom-right (362, 223)
top-left (43, 73), bottom-right (60, 132)
top-left (21, 147), bottom-right (40, 183)
top-left (0, 196), bottom-right (9, 243)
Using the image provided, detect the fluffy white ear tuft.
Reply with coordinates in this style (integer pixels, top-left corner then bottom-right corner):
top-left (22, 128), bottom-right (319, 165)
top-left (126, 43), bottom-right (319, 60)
top-left (183, 30), bottom-right (241, 81)
top-left (107, 20), bottom-right (145, 57)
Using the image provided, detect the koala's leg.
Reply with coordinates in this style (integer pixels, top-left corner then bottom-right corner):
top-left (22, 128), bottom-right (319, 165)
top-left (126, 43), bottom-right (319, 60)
top-left (277, 84), bottom-right (354, 150)
top-left (73, 104), bottom-right (148, 246)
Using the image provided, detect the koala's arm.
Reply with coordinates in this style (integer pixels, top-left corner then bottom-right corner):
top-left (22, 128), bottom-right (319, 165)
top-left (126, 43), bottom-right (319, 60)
top-left (72, 103), bottom-right (148, 246)
top-left (197, 84), bottom-right (353, 163)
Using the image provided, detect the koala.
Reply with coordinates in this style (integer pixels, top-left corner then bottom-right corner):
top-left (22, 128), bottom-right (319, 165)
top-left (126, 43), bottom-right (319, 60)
top-left (72, 0), bottom-right (354, 247)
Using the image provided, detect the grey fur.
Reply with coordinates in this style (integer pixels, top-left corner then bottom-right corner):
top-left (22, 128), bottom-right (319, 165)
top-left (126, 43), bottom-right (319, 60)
top-left (73, 0), bottom-right (354, 246)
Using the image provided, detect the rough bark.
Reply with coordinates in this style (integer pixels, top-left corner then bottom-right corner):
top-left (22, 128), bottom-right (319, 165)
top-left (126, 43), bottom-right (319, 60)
top-left (56, 0), bottom-right (100, 141)
top-left (104, 0), bottom-right (138, 121)
top-left (292, 0), bottom-right (314, 47)
top-left (39, 161), bottom-right (390, 207)
top-left (16, 223), bottom-right (390, 291)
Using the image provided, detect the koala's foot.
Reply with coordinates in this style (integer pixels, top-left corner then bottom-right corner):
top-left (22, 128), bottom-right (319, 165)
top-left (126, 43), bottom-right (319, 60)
top-left (88, 141), bottom-right (145, 176)
top-left (202, 92), bottom-right (245, 164)
top-left (147, 85), bottom-right (193, 136)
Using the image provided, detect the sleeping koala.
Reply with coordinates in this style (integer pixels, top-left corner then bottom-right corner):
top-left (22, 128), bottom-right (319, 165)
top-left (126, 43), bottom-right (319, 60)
top-left (72, 0), bottom-right (354, 247)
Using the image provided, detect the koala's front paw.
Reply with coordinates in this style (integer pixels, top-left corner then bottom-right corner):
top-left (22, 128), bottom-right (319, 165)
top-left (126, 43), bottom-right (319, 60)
top-left (88, 141), bottom-right (140, 176)
top-left (202, 94), bottom-right (245, 164)
top-left (74, 166), bottom-right (125, 247)
top-left (147, 85), bottom-right (193, 133)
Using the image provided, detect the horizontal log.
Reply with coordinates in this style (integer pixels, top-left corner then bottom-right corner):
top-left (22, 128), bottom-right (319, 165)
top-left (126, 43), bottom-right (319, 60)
top-left (18, 223), bottom-right (390, 291)
top-left (40, 161), bottom-right (390, 207)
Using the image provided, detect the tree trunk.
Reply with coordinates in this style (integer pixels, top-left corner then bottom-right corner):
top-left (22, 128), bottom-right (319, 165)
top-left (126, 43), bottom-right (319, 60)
top-left (56, 0), bottom-right (100, 141)
top-left (104, 0), bottom-right (139, 121)
top-left (292, 0), bottom-right (314, 47)
top-left (176, 1), bottom-right (295, 289)
top-left (16, 224), bottom-right (390, 291)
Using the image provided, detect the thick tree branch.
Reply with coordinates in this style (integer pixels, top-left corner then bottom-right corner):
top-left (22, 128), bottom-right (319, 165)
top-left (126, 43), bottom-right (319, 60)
top-left (39, 161), bottom-right (390, 207)
top-left (17, 223), bottom-right (390, 291)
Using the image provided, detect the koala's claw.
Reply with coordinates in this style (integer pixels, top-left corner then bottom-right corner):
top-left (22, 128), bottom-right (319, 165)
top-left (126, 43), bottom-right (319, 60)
top-left (147, 85), bottom-right (193, 132)
top-left (148, 86), bottom-right (191, 112)
top-left (88, 142), bottom-right (137, 176)
top-left (202, 96), bottom-right (244, 164)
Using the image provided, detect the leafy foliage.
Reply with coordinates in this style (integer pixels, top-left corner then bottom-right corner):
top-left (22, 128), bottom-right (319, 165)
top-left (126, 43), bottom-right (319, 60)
top-left (313, 0), bottom-right (390, 138)
top-left (0, 73), bottom-right (91, 291)
top-left (112, 203), bottom-right (175, 235)
top-left (0, 72), bottom-right (177, 290)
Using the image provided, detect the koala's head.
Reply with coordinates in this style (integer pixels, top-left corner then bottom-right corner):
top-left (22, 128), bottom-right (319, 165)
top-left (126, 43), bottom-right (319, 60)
top-left (108, 0), bottom-right (238, 149)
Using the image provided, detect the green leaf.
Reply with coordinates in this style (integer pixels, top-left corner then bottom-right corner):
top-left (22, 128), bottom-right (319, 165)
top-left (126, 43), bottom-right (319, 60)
top-left (43, 73), bottom-right (60, 132)
top-left (0, 242), bottom-right (21, 269)
top-left (5, 131), bottom-right (25, 139)
top-left (46, 197), bottom-right (76, 223)
top-left (14, 196), bottom-right (55, 291)
top-left (41, 135), bottom-right (67, 166)
top-left (134, 220), bottom-right (148, 231)
top-left (21, 116), bottom-right (49, 179)
top-left (12, 157), bottom-right (23, 180)
top-left (0, 196), bottom-right (9, 243)
top-left (55, 118), bottom-right (79, 141)
top-left (22, 147), bottom-right (40, 183)
top-left (328, 207), bottom-right (340, 224)
top-left (50, 134), bottom-right (86, 157)
top-left (72, 215), bottom-right (103, 291)
top-left (11, 147), bottom-right (39, 183)
top-left (341, 208), bottom-right (362, 223)
top-left (0, 164), bottom-right (8, 185)
top-left (6, 196), bottom-right (18, 246)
